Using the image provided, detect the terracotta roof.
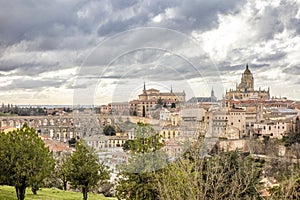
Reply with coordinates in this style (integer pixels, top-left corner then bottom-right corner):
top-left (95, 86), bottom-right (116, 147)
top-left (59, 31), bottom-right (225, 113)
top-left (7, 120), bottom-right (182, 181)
top-left (44, 140), bottom-right (71, 152)
top-left (0, 126), bottom-right (14, 131)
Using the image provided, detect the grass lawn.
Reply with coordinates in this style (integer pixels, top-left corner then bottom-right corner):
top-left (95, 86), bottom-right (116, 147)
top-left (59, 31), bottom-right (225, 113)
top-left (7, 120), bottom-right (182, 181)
top-left (0, 185), bottom-right (116, 200)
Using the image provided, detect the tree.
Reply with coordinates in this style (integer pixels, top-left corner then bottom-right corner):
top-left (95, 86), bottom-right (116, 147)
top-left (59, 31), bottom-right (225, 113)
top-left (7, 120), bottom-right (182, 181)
top-left (157, 97), bottom-right (163, 105)
top-left (66, 139), bottom-right (110, 200)
top-left (116, 122), bottom-right (168, 200)
top-left (0, 123), bottom-right (55, 200)
top-left (68, 137), bottom-right (77, 148)
top-left (55, 152), bottom-right (71, 191)
top-left (122, 140), bottom-right (134, 152)
top-left (132, 110), bottom-right (137, 116)
top-left (171, 103), bottom-right (176, 108)
top-left (103, 125), bottom-right (116, 136)
top-left (155, 139), bottom-right (264, 200)
top-left (269, 161), bottom-right (300, 199)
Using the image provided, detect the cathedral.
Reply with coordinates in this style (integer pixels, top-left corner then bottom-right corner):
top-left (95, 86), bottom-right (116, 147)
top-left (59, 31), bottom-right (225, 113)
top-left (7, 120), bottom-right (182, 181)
top-left (225, 64), bottom-right (270, 100)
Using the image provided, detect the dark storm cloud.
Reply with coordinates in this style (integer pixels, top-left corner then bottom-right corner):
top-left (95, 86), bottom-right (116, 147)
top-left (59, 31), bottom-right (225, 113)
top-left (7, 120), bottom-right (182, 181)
top-left (0, 78), bottom-right (64, 91)
top-left (0, 0), bottom-right (82, 45)
top-left (283, 65), bottom-right (300, 75)
top-left (256, 51), bottom-right (287, 62)
top-left (251, 6), bottom-right (284, 41)
top-left (97, 0), bottom-right (247, 36)
top-left (0, 59), bottom-right (64, 76)
top-left (278, 1), bottom-right (300, 35)
top-left (80, 27), bottom-right (212, 71)
top-left (0, 0), bottom-right (246, 90)
top-left (77, 45), bottom-right (219, 83)
top-left (166, 0), bottom-right (246, 29)
top-left (247, 0), bottom-right (300, 42)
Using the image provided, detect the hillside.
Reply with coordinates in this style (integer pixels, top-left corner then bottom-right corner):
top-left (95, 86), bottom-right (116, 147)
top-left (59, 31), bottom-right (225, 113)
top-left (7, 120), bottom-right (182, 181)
top-left (0, 186), bottom-right (115, 200)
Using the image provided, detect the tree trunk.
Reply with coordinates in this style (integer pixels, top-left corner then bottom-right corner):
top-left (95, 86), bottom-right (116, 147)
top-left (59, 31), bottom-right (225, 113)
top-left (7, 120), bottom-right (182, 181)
top-left (15, 185), bottom-right (26, 200)
top-left (63, 180), bottom-right (67, 191)
top-left (82, 186), bottom-right (88, 200)
top-left (32, 186), bottom-right (38, 195)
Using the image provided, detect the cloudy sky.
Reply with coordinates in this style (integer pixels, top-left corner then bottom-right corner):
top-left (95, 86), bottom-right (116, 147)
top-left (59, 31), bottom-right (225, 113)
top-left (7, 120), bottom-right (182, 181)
top-left (0, 0), bottom-right (300, 105)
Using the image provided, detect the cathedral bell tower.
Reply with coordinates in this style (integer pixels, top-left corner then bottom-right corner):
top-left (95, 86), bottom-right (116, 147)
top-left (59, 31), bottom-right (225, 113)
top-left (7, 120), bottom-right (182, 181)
top-left (237, 64), bottom-right (254, 92)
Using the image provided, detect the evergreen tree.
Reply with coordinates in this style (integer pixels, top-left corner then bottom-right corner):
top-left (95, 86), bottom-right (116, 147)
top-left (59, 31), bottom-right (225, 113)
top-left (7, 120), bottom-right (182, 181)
top-left (103, 125), bottom-right (116, 136)
top-left (66, 139), bottom-right (110, 200)
top-left (157, 97), bottom-right (163, 105)
top-left (0, 124), bottom-right (55, 200)
top-left (116, 122), bottom-right (168, 200)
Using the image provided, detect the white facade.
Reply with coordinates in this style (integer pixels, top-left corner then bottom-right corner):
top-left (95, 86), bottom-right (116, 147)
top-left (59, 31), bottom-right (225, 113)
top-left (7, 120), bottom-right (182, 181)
top-left (160, 108), bottom-right (171, 121)
top-left (254, 120), bottom-right (291, 138)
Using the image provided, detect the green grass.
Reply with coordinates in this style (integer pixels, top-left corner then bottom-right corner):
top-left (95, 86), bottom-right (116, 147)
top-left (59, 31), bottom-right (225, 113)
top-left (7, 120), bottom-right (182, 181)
top-left (0, 185), bottom-right (116, 200)
top-left (0, 112), bottom-right (17, 116)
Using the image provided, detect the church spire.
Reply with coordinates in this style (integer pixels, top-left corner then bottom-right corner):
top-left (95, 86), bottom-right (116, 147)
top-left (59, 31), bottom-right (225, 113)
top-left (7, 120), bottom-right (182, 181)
top-left (170, 84), bottom-right (173, 93)
top-left (143, 81), bottom-right (146, 93)
top-left (211, 87), bottom-right (215, 97)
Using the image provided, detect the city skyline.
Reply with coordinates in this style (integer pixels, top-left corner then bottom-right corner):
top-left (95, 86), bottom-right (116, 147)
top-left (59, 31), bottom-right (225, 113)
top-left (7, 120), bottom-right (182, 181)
top-left (0, 0), bottom-right (300, 105)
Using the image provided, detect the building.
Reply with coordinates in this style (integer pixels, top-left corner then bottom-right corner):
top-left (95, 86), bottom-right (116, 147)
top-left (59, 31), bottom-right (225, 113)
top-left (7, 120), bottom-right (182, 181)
top-left (163, 138), bottom-right (184, 158)
top-left (187, 88), bottom-right (218, 103)
top-left (44, 139), bottom-right (73, 158)
top-left (99, 102), bottom-right (130, 115)
top-left (253, 120), bottom-right (292, 138)
top-left (85, 132), bottom-right (128, 149)
top-left (0, 126), bottom-right (17, 133)
top-left (211, 110), bottom-right (228, 138)
top-left (225, 64), bottom-right (270, 101)
top-left (129, 83), bottom-right (185, 117)
top-left (160, 125), bottom-right (180, 140)
top-left (180, 104), bottom-right (207, 122)
top-left (160, 108), bottom-right (171, 121)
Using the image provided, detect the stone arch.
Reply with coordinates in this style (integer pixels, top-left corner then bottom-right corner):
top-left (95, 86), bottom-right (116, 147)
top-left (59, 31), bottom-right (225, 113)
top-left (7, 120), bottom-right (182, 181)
top-left (43, 118), bottom-right (48, 126)
top-left (49, 129), bottom-right (55, 139)
top-left (8, 119), bottom-right (15, 127)
top-left (49, 119), bottom-right (55, 126)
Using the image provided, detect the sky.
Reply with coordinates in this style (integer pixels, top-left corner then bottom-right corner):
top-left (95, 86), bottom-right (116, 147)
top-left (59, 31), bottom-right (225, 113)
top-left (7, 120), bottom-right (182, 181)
top-left (0, 0), bottom-right (300, 106)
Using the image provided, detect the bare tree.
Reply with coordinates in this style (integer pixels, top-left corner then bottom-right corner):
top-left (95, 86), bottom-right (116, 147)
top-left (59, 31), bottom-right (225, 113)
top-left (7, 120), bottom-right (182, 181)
top-left (155, 139), bottom-right (263, 200)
